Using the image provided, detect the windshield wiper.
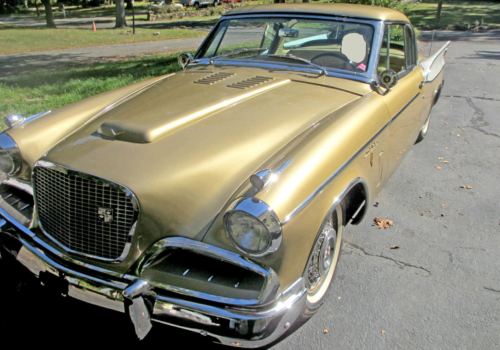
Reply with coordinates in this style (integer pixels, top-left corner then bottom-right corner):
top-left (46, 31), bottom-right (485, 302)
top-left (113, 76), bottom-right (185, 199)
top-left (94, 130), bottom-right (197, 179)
top-left (209, 48), bottom-right (268, 65)
top-left (266, 54), bottom-right (327, 76)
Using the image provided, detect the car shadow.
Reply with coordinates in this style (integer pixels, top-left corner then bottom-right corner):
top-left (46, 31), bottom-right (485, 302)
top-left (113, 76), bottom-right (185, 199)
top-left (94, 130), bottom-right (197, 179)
top-left (0, 256), bottom-right (302, 348)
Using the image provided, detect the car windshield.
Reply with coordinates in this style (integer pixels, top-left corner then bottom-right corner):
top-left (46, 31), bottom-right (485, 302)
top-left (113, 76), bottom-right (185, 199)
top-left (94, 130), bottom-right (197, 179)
top-left (198, 17), bottom-right (375, 73)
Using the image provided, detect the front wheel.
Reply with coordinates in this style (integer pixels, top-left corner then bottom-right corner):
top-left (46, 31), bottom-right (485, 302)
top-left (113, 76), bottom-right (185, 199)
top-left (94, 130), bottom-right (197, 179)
top-left (300, 204), bottom-right (344, 316)
top-left (194, 2), bottom-right (200, 9)
top-left (213, 0), bottom-right (218, 6)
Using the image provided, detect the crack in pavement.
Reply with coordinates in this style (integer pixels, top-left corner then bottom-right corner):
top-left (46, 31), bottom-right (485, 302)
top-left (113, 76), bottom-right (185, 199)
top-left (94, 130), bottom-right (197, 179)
top-left (343, 241), bottom-right (432, 275)
top-left (463, 97), bottom-right (500, 139)
top-left (442, 95), bottom-right (500, 102)
top-left (484, 287), bottom-right (500, 294)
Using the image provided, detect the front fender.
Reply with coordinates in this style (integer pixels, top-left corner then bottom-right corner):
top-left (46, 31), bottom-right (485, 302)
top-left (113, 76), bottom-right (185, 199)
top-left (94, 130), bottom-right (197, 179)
top-left (202, 91), bottom-right (391, 290)
top-left (5, 74), bottom-right (174, 182)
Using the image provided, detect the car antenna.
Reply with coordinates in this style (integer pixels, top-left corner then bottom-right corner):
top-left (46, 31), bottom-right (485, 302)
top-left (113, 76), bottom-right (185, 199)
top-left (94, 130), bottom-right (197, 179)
top-left (428, 30), bottom-right (435, 57)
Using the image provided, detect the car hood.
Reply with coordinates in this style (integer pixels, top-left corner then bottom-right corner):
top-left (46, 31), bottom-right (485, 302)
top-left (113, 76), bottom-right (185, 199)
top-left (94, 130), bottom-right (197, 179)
top-left (40, 68), bottom-right (362, 266)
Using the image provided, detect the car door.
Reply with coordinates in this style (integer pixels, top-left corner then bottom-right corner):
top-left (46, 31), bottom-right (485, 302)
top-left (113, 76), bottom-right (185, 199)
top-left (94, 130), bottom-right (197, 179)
top-left (379, 23), bottom-right (425, 177)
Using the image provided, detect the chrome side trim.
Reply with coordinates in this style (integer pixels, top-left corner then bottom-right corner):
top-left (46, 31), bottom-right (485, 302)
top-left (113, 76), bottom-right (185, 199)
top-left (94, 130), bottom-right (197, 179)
top-left (282, 93), bottom-right (420, 225)
top-left (134, 237), bottom-right (281, 306)
top-left (2, 178), bottom-right (33, 196)
top-left (32, 160), bottom-right (140, 263)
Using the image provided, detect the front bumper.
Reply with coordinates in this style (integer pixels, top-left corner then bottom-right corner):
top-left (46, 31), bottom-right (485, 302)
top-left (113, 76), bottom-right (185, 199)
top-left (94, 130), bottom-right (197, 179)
top-left (0, 208), bottom-right (306, 348)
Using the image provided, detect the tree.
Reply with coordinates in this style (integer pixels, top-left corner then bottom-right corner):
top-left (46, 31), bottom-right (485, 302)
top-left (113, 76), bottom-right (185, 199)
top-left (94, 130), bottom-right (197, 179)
top-left (115, 0), bottom-right (127, 28)
top-left (40, 0), bottom-right (56, 28)
top-left (435, 0), bottom-right (443, 28)
top-left (126, 0), bottom-right (133, 10)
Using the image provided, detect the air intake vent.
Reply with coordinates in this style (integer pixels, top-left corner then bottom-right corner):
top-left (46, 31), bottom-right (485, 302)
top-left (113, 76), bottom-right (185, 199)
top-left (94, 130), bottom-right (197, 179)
top-left (194, 72), bottom-right (234, 85)
top-left (228, 76), bottom-right (274, 89)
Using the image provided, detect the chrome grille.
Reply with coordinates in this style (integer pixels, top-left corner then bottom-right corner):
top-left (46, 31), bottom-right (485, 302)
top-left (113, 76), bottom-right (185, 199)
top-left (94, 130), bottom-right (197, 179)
top-left (33, 165), bottom-right (137, 261)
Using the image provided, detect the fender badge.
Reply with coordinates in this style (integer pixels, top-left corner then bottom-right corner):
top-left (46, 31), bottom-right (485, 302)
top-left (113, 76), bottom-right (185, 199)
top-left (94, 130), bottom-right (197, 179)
top-left (364, 141), bottom-right (379, 158)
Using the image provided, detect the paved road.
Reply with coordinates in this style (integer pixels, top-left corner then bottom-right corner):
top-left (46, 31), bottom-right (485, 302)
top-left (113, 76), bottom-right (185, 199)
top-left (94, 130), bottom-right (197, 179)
top-left (1, 34), bottom-right (499, 349)
top-left (0, 37), bottom-right (205, 78)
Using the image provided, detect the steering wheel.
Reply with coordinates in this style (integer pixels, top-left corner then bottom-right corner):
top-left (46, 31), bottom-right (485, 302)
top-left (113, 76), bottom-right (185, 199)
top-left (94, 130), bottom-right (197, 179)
top-left (310, 52), bottom-right (361, 72)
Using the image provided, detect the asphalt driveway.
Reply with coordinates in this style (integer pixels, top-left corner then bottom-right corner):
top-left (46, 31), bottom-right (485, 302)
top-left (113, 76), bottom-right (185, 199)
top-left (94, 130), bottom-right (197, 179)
top-left (0, 32), bottom-right (499, 349)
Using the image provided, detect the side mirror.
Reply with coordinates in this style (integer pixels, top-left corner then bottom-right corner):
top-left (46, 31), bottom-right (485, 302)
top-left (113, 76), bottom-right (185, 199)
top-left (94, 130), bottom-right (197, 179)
top-left (379, 69), bottom-right (398, 89)
top-left (178, 53), bottom-right (193, 69)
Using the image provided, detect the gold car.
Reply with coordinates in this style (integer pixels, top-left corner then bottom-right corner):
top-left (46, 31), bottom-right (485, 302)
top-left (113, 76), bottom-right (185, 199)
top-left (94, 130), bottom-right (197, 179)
top-left (0, 4), bottom-right (447, 347)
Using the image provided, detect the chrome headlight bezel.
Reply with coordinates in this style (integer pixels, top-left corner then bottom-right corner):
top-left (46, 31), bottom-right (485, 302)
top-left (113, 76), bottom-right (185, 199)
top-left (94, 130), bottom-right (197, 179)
top-left (0, 133), bottom-right (22, 178)
top-left (224, 197), bottom-right (282, 257)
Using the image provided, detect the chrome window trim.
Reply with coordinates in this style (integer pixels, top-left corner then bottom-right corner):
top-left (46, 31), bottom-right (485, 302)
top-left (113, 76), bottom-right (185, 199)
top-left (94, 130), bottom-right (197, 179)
top-left (32, 160), bottom-right (140, 263)
top-left (193, 14), bottom-right (384, 84)
top-left (131, 237), bottom-right (281, 307)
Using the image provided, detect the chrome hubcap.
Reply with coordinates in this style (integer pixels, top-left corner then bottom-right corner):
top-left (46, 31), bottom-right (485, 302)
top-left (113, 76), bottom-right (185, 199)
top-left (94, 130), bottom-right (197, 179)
top-left (306, 228), bottom-right (337, 292)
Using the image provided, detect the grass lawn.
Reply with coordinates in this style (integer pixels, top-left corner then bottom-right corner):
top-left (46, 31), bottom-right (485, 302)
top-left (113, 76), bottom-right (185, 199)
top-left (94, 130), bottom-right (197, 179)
top-left (0, 27), bottom-right (206, 55)
top-left (0, 51), bottom-right (189, 130)
top-left (409, 3), bottom-right (500, 29)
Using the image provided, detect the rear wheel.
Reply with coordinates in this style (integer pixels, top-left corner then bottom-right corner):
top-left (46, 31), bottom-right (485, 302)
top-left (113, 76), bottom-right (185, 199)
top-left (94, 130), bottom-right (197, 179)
top-left (415, 112), bottom-right (431, 144)
top-left (194, 2), bottom-right (200, 9)
top-left (300, 204), bottom-right (344, 317)
top-left (213, 0), bottom-right (218, 6)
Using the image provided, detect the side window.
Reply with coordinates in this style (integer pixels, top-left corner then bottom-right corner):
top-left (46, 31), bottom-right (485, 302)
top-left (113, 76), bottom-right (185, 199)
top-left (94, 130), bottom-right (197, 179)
top-left (378, 24), bottom-right (410, 75)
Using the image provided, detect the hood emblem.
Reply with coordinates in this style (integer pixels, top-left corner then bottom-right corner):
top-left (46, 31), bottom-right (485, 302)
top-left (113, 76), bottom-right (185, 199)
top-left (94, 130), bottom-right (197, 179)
top-left (98, 207), bottom-right (114, 223)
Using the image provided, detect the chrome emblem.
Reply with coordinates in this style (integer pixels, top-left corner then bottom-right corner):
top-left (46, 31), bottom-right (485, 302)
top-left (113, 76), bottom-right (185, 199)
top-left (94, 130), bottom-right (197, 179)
top-left (98, 207), bottom-right (113, 223)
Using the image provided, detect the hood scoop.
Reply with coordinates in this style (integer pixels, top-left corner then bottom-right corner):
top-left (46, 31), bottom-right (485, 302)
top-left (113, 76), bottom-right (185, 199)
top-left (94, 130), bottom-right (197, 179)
top-left (194, 72), bottom-right (235, 85)
top-left (228, 76), bottom-right (274, 89)
top-left (97, 75), bottom-right (290, 143)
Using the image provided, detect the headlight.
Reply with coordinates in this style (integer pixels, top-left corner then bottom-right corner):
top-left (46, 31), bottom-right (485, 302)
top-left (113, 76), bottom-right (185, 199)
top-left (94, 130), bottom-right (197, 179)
top-left (224, 197), bottom-right (282, 257)
top-left (0, 133), bottom-right (22, 178)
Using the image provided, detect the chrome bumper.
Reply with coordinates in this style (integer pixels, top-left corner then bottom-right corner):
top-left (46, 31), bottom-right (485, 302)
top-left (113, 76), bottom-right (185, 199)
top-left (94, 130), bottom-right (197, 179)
top-left (0, 211), bottom-right (306, 348)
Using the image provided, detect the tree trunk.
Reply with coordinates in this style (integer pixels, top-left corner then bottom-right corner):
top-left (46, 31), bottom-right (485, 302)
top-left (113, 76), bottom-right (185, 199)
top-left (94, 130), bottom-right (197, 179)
top-left (35, 0), bottom-right (40, 17)
top-left (23, 0), bottom-right (28, 9)
top-left (41, 0), bottom-right (57, 28)
top-left (302, 0), bottom-right (310, 2)
top-left (115, 0), bottom-right (128, 28)
top-left (435, 0), bottom-right (443, 28)
top-left (126, 0), bottom-right (133, 10)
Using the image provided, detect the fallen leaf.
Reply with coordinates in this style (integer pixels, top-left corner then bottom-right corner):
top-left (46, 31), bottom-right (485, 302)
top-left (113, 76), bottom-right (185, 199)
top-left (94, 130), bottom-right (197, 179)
top-left (390, 245), bottom-right (399, 249)
top-left (441, 204), bottom-right (446, 206)
top-left (450, 132), bottom-right (454, 134)
top-left (374, 202), bottom-right (379, 207)
top-left (438, 157), bottom-right (444, 160)
top-left (445, 147), bottom-right (449, 150)
top-left (419, 195), bottom-right (423, 198)
top-left (441, 160), bottom-right (450, 163)
top-left (441, 213), bottom-right (445, 217)
top-left (381, 330), bottom-right (386, 334)
top-left (460, 185), bottom-right (473, 189)
top-left (338, 296), bottom-right (341, 300)
top-left (435, 165), bottom-right (442, 170)
top-left (323, 329), bottom-right (329, 334)
top-left (373, 218), bottom-right (394, 229)
top-left (445, 122), bottom-right (449, 125)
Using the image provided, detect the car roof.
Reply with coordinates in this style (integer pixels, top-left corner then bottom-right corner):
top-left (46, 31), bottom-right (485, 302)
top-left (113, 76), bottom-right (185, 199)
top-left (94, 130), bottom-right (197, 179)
top-left (224, 3), bottom-right (410, 23)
